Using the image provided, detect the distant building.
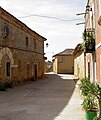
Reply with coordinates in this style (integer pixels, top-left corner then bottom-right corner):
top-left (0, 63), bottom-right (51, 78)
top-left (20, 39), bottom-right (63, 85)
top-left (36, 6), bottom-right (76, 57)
top-left (0, 7), bottom-right (46, 84)
top-left (73, 44), bottom-right (85, 79)
top-left (44, 61), bottom-right (53, 73)
top-left (53, 49), bottom-right (74, 74)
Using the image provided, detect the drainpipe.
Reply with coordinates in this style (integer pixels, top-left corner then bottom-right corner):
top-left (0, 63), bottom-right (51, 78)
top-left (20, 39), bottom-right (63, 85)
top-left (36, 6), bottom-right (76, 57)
top-left (84, 52), bottom-right (86, 79)
top-left (92, 52), bottom-right (96, 83)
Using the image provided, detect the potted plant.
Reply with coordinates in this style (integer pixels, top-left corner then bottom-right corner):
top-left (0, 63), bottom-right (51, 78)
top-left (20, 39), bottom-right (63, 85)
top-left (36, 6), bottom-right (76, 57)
top-left (0, 83), bottom-right (7, 91)
top-left (79, 78), bottom-right (98, 120)
top-left (81, 94), bottom-right (98, 120)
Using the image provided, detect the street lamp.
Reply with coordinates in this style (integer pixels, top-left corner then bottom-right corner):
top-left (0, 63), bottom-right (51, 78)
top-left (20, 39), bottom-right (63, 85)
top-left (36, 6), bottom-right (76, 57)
top-left (46, 43), bottom-right (49, 48)
top-left (86, 5), bottom-right (92, 12)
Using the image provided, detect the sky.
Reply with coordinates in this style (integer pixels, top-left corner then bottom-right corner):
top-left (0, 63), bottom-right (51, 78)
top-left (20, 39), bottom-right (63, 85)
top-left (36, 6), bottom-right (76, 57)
top-left (0, 0), bottom-right (87, 61)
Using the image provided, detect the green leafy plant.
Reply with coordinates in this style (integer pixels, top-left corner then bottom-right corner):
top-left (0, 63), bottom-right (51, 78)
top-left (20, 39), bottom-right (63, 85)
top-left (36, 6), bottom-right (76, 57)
top-left (0, 83), bottom-right (7, 91)
top-left (0, 81), bottom-right (13, 91)
top-left (82, 94), bottom-right (98, 112)
top-left (82, 31), bottom-right (95, 49)
top-left (79, 78), bottom-right (101, 119)
top-left (79, 78), bottom-right (98, 111)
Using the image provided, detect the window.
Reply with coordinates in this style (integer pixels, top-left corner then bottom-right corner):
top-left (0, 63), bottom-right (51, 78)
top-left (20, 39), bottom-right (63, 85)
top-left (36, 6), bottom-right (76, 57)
top-left (98, 0), bottom-right (101, 25)
top-left (59, 56), bottom-right (63, 63)
top-left (27, 64), bottom-right (30, 78)
top-left (88, 62), bottom-right (90, 78)
top-left (18, 61), bottom-right (21, 72)
top-left (6, 62), bottom-right (10, 77)
top-left (34, 39), bottom-right (36, 49)
top-left (27, 64), bottom-right (30, 71)
top-left (26, 37), bottom-right (28, 46)
top-left (3, 23), bottom-right (9, 38)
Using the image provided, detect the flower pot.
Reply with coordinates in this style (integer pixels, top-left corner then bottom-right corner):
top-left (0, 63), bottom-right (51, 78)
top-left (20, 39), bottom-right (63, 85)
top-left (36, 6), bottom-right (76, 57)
top-left (86, 111), bottom-right (97, 120)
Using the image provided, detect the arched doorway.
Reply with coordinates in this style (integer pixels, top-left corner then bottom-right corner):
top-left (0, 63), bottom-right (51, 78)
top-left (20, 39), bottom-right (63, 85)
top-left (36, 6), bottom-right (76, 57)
top-left (0, 48), bottom-right (14, 81)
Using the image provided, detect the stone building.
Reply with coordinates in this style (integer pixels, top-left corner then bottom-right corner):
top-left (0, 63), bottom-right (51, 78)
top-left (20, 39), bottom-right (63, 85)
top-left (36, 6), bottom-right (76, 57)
top-left (53, 49), bottom-right (74, 74)
top-left (0, 7), bottom-right (46, 84)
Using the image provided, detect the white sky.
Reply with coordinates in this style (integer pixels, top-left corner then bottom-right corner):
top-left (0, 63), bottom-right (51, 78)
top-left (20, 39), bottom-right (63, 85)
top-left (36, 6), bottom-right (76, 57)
top-left (0, 0), bottom-right (87, 61)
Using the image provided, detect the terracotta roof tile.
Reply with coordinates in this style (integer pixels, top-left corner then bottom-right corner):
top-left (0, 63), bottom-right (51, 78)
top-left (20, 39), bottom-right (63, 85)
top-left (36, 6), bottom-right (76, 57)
top-left (53, 49), bottom-right (74, 57)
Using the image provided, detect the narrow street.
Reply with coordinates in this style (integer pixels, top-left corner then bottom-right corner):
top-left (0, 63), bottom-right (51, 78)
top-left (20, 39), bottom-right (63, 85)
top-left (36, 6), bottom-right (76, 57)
top-left (0, 73), bottom-right (85, 120)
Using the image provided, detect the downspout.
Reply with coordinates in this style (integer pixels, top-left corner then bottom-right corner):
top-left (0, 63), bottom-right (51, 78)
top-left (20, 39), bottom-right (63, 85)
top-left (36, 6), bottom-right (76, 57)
top-left (92, 52), bottom-right (96, 83)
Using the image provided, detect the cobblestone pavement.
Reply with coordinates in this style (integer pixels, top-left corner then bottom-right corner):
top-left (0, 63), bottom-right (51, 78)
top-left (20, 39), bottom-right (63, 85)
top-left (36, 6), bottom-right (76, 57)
top-left (0, 73), bottom-right (85, 120)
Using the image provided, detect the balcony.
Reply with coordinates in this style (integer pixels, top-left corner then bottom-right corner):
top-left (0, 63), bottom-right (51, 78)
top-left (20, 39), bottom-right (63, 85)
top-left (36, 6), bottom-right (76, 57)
top-left (84, 42), bottom-right (95, 53)
top-left (82, 29), bottom-right (95, 53)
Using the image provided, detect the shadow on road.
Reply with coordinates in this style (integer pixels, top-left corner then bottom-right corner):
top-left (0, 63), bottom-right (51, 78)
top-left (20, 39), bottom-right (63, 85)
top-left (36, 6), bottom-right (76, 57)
top-left (0, 73), bottom-right (76, 120)
top-left (43, 73), bottom-right (76, 120)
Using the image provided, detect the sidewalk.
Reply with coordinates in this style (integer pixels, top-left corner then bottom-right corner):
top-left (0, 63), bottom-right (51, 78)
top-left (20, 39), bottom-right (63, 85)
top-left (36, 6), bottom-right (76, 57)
top-left (54, 77), bottom-right (85, 120)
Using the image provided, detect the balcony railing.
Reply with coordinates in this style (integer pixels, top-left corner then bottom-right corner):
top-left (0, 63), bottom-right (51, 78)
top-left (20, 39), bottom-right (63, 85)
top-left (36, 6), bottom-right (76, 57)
top-left (83, 29), bottom-right (95, 53)
top-left (84, 42), bottom-right (95, 53)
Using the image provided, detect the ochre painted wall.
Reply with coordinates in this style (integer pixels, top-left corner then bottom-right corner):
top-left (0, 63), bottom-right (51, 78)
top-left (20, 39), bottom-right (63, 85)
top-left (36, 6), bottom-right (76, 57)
top-left (74, 52), bottom-right (85, 79)
top-left (53, 55), bottom-right (74, 74)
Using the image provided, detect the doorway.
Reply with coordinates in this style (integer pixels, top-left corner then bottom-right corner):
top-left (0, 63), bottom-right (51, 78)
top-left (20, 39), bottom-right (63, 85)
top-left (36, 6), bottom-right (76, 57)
top-left (88, 62), bottom-right (90, 78)
top-left (6, 62), bottom-right (11, 77)
top-left (34, 64), bottom-right (37, 80)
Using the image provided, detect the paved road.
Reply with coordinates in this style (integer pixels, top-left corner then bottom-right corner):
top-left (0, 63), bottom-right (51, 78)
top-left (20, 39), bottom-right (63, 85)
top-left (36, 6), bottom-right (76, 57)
top-left (0, 73), bottom-right (85, 120)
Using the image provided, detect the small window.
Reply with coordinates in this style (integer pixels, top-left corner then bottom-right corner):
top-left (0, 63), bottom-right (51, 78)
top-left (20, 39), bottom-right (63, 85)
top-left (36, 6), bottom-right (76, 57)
top-left (34, 39), bottom-right (36, 49)
top-left (27, 64), bottom-right (30, 78)
top-left (26, 37), bottom-right (28, 46)
top-left (6, 62), bottom-right (10, 77)
top-left (59, 56), bottom-right (63, 63)
top-left (88, 62), bottom-right (90, 78)
top-left (18, 60), bottom-right (21, 72)
top-left (27, 64), bottom-right (30, 71)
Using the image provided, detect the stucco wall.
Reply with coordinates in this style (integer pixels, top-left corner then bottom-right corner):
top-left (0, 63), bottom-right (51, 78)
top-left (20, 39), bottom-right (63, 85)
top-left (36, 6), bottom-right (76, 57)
top-left (57, 55), bottom-right (74, 74)
top-left (53, 57), bottom-right (58, 73)
top-left (74, 52), bottom-right (85, 79)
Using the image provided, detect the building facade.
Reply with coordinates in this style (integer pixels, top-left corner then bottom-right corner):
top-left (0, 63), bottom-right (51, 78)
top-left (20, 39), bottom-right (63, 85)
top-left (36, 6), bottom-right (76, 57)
top-left (73, 44), bottom-right (85, 79)
top-left (44, 61), bottom-right (53, 73)
top-left (53, 49), bottom-right (74, 74)
top-left (84, 0), bottom-right (96, 83)
top-left (0, 7), bottom-right (46, 84)
top-left (94, 0), bottom-right (101, 84)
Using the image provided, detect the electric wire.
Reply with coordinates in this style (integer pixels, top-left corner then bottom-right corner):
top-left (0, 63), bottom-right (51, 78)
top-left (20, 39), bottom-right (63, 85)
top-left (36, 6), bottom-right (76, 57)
top-left (18, 14), bottom-right (83, 22)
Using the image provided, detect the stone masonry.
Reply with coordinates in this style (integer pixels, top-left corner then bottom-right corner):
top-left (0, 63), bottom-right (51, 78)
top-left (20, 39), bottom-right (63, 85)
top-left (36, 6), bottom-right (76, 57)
top-left (0, 7), bottom-right (46, 84)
